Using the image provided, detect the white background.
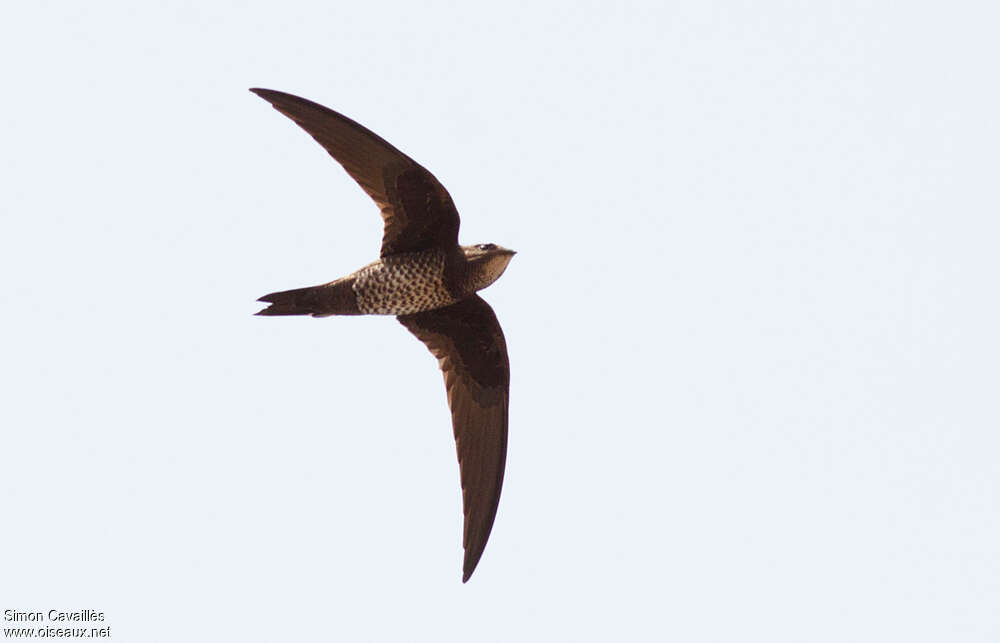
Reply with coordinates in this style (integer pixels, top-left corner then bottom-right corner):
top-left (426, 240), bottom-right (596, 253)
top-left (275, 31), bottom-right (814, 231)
top-left (2, 1), bottom-right (999, 641)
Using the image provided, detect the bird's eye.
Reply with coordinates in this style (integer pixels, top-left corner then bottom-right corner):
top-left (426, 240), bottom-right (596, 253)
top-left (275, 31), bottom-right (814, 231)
top-left (477, 243), bottom-right (497, 251)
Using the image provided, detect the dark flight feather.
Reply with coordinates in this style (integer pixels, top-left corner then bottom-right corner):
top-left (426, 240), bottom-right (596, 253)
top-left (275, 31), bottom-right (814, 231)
top-left (398, 295), bottom-right (510, 582)
top-left (250, 88), bottom-right (460, 257)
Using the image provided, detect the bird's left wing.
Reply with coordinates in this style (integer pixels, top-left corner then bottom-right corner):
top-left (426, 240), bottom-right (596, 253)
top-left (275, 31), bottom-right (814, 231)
top-left (397, 295), bottom-right (510, 582)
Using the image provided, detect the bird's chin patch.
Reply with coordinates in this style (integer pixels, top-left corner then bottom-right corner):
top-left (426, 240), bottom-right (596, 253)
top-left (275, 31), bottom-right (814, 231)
top-left (487, 254), bottom-right (514, 280)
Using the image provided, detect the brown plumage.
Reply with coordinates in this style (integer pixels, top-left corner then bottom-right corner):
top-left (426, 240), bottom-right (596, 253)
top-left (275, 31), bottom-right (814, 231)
top-left (251, 88), bottom-right (515, 582)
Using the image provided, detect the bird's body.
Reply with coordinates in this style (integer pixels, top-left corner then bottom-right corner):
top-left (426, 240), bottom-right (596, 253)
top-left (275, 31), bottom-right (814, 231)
top-left (250, 88), bottom-right (515, 583)
top-left (259, 244), bottom-right (512, 317)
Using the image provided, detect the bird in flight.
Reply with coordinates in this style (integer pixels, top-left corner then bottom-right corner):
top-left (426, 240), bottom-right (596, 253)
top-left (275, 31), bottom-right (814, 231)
top-left (250, 88), bottom-right (515, 582)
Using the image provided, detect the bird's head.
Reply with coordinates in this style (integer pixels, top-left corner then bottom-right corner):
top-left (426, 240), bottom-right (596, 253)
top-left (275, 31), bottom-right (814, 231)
top-left (461, 243), bottom-right (516, 291)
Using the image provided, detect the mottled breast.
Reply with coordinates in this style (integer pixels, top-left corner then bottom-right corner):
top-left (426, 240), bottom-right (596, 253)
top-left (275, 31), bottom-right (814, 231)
top-left (352, 250), bottom-right (458, 315)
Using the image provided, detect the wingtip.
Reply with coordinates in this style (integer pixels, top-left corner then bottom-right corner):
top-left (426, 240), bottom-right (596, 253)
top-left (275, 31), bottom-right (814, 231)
top-left (462, 557), bottom-right (479, 583)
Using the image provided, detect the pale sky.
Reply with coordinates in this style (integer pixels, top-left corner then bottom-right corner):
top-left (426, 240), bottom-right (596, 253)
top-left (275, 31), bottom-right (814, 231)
top-left (2, 1), bottom-right (999, 641)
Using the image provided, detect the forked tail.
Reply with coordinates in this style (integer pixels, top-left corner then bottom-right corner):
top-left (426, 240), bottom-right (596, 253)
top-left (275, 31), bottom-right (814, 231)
top-left (255, 277), bottom-right (360, 317)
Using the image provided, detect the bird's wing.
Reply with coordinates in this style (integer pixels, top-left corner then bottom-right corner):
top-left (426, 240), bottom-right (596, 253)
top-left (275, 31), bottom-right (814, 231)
top-left (250, 88), bottom-right (460, 257)
top-left (397, 295), bottom-right (509, 582)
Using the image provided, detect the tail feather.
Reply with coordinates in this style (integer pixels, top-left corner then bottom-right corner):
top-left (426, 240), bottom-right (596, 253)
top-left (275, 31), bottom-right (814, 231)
top-left (255, 277), bottom-right (360, 317)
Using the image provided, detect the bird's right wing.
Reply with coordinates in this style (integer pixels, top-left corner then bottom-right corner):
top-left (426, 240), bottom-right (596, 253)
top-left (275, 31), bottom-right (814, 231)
top-left (250, 88), bottom-right (460, 257)
top-left (397, 295), bottom-right (510, 582)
